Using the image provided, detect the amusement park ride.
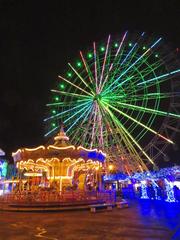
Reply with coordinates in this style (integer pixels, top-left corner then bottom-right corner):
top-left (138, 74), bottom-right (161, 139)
top-left (12, 126), bottom-right (105, 192)
top-left (44, 31), bottom-right (180, 173)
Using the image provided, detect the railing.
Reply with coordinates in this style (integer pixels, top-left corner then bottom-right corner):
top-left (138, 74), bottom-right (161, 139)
top-left (0, 190), bottom-right (116, 204)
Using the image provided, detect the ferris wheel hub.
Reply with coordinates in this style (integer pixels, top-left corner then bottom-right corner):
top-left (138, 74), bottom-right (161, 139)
top-left (94, 94), bottom-right (102, 101)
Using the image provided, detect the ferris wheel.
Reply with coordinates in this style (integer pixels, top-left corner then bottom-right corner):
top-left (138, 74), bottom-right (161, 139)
top-left (44, 32), bottom-right (180, 173)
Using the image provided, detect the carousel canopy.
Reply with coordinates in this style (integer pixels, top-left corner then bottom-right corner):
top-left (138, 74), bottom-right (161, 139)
top-left (12, 126), bottom-right (106, 163)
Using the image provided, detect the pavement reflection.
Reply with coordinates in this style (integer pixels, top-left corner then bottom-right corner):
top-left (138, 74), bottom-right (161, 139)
top-left (0, 200), bottom-right (179, 240)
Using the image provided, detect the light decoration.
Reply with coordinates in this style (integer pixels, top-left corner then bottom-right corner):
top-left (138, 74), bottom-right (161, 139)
top-left (173, 181), bottom-right (180, 189)
top-left (47, 176), bottom-right (73, 180)
top-left (67, 159), bottom-right (83, 176)
top-left (103, 172), bottom-right (128, 181)
top-left (87, 53), bottom-right (93, 58)
top-left (47, 145), bottom-right (75, 150)
top-left (24, 172), bottom-right (43, 177)
top-left (140, 180), bottom-right (149, 199)
top-left (108, 164), bottom-right (114, 171)
top-left (0, 160), bottom-right (8, 178)
top-left (67, 72), bottom-right (72, 77)
top-left (103, 166), bottom-right (179, 202)
top-left (24, 146), bottom-right (45, 151)
top-left (152, 180), bottom-right (161, 200)
top-left (165, 179), bottom-right (177, 203)
top-left (45, 32), bottom-right (180, 173)
top-left (130, 166), bottom-right (180, 181)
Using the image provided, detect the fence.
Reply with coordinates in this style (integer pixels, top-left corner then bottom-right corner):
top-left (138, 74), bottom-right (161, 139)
top-left (0, 190), bottom-right (116, 204)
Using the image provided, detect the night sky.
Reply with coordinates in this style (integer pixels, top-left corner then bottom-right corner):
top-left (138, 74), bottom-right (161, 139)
top-left (0, 0), bottom-right (180, 165)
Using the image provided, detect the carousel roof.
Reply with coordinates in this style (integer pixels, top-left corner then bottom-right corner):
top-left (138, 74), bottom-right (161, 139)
top-left (12, 126), bottom-right (106, 163)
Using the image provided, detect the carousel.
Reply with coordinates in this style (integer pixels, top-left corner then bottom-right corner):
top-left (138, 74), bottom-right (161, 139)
top-left (12, 126), bottom-right (106, 193)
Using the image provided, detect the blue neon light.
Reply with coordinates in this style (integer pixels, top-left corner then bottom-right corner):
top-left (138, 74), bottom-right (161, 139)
top-left (80, 150), bottom-right (105, 162)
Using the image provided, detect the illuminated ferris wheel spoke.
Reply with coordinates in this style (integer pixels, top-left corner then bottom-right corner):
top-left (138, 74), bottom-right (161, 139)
top-left (105, 56), bottom-right (155, 95)
top-left (58, 75), bottom-right (93, 96)
top-left (64, 102), bottom-right (92, 125)
top-left (126, 59), bottom-right (162, 85)
top-left (51, 89), bottom-right (92, 99)
top-left (120, 32), bottom-right (146, 66)
top-left (120, 42), bottom-right (138, 66)
top-left (45, 126), bottom-right (59, 137)
top-left (116, 101), bottom-right (180, 119)
top-left (93, 42), bottom-right (99, 93)
top-left (44, 100), bottom-right (90, 122)
top-left (104, 38), bottom-right (162, 94)
top-left (99, 106), bottom-right (125, 153)
top-left (99, 35), bottom-right (111, 91)
top-left (121, 45), bottom-right (157, 73)
top-left (122, 58), bottom-right (161, 89)
top-left (104, 101), bottom-right (174, 144)
top-left (90, 102), bottom-right (98, 148)
top-left (97, 105), bottom-right (104, 148)
top-left (79, 51), bottom-right (94, 85)
top-left (68, 63), bottom-right (95, 96)
top-left (110, 62), bottom-right (161, 98)
top-left (101, 103), bottom-right (148, 169)
top-left (114, 31), bottom-right (128, 58)
top-left (102, 102), bottom-right (155, 165)
top-left (46, 99), bottom-right (89, 107)
top-left (68, 105), bottom-right (93, 140)
top-left (137, 68), bottom-right (180, 86)
top-left (100, 102), bottom-right (133, 152)
top-left (66, 103), bottom-right (93, 133)
top-left (121, 92), bottom-right (178, 103)
top-left (77, 104), bottom-right (97, 146)
top-left (102, 39), bottom-right (132, 93)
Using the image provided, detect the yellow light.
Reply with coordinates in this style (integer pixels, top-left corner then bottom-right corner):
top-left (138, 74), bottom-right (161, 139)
top-left (47, 176), bottom-right (73, 180)
top-left (47, 145), bottom-right (75, 150)
top-left (3, 179), bottom-right (27, 184)
top-left (24, 172), bottom-right (43, 177)
top-left (67, 159), bottom-right (83, 176)
top-left (24, 146), bottom-right (45, 151)
top-left (77, 146), bottom-right (98, 151)
top-left (108, 164), bottom-right (114, 171)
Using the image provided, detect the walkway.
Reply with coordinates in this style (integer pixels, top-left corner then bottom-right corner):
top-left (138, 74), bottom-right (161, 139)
top-left (0, 200), bottom-right (179, 239)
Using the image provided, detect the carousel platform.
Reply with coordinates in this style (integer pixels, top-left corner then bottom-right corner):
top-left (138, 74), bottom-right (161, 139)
top-left (0, 199), bottom-right (128, 212)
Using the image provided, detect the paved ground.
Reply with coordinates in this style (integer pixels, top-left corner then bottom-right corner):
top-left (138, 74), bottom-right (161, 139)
top-left (0, 200), bottom-right (179, 240)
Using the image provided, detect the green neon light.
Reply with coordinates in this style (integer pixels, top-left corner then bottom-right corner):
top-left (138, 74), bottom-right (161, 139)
top-left (76, 61), bottom-right (82, 67)
top-left (60, 84), bottom-right (65, 89)
top-left (67, 72), bottom-right (72, 77)
top-left (51, 123), bottom-right (56, 127)
top-left (100, 46), bottom-right (105, 51)
top-left (87, 53), bottom-right (93, 58)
